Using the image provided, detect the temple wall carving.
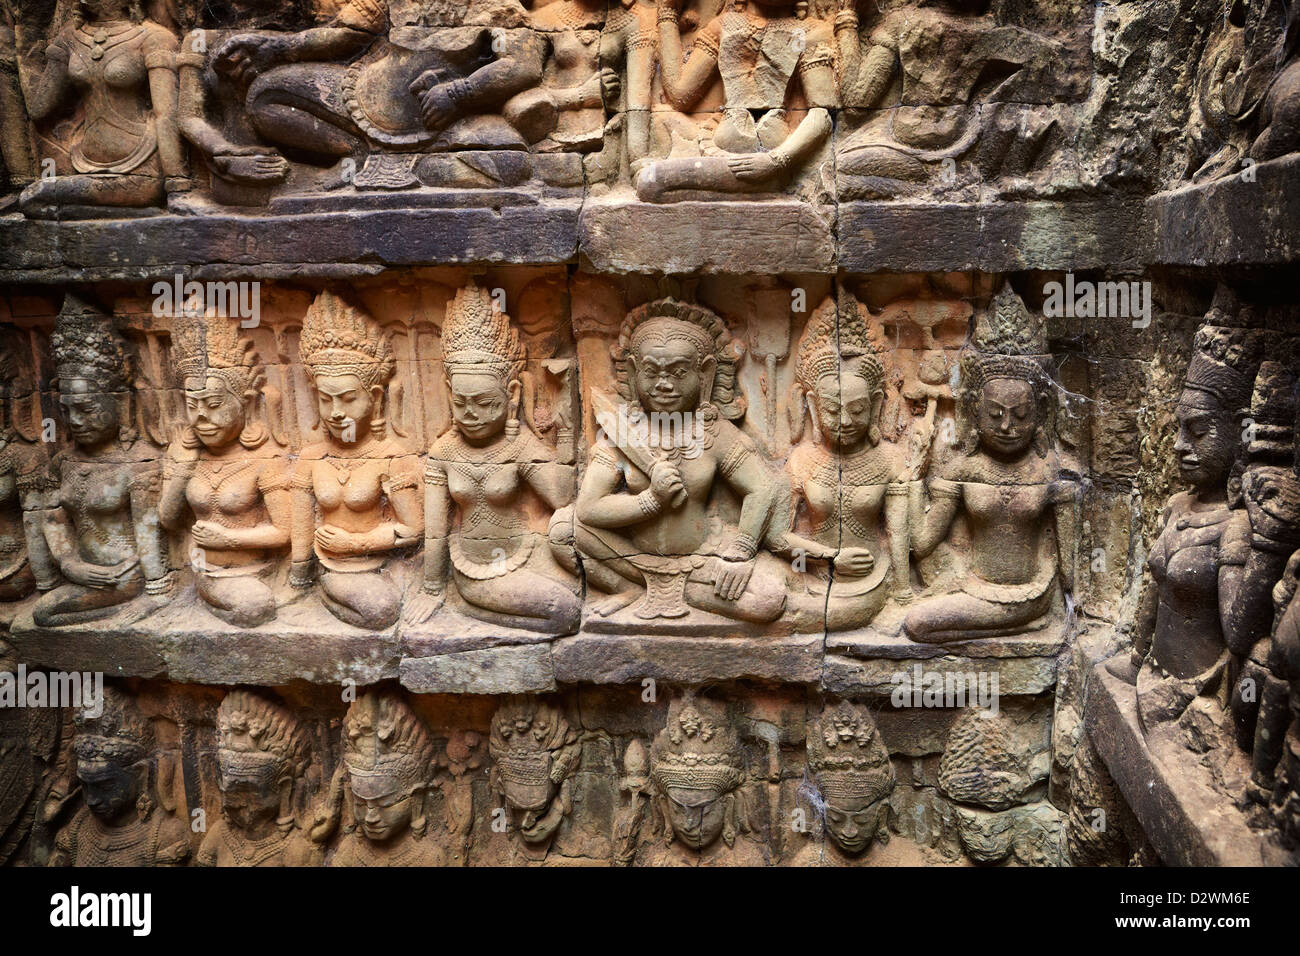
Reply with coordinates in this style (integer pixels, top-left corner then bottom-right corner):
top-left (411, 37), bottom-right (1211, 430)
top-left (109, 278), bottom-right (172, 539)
top-left (0, 0), bottom-right (1298, 869)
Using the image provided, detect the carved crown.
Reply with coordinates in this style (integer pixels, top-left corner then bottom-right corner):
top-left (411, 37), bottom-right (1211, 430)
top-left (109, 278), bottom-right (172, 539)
top-left (962, 283), bottom-right (1051, 394)
top-left (343, 691), bottom-right (437, 791)
top-left (298, 290), bottom-right (395, 388)
top-left (172, 311), bottom-right (263, 396)
top-left (795, 295), bottom-right (884, 394)
top-left (1185, 322), bottom-right (1264, 414)
top-left (650, 696), bottom-right (744, 798)
top-left (73, 686), bottom-right (154, 765)
top-left (489, 696), bottom-right (578, 789)
top-left (217, 690), bottom-right (312, 783)
top-left (805, 700), bottom-right (894, 806)
top-left (51, 294), bottom-right (130, 391)
top-left (440, 283), bottom-right (526, 384)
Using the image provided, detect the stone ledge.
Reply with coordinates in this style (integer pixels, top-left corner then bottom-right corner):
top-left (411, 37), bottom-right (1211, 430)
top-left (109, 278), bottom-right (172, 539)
top-left (578, 195), bottom-right (836, 274)
top-left (823, 647), bottom-right (1060, 697)
top-left (552, 631), bottom-right (823, 685)
top-left (837, 197), bottom-right (1148, 273)
top-left (1147, 154), bottom-right (1300, 268)
top-left (0, 201), bottom-right (582, 282)
top-left (399, 643), bottom-right (556, 694)
top-left (1085, 664), bottom-right (1293, 866)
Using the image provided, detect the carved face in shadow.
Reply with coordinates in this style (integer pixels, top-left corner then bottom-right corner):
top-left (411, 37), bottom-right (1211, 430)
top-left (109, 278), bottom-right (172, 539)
top-left (975, 378), bottom-right (1037, 459)
top-left (1174, 389), bottom-right (1236, 494)
top-left (59, 380), bottom-right (119, 450)
top-left (218, 773), bottom-right (284, 832)
top-left (350, 775), bottom-right (416, 844)
top-left (664, 789), bottom-right (727, 849)
top-left (185, 376), bottom-right (246, 450)
top-left (313, 373), bottom-right (378, 445)
top-left (630, 338), bottom-right (712, 416)
top-left (81, 0), bottom-right (135, 21)
top-left (822, 794), bottom-right (885, 855)
top-left (449, 371), bottom-right (510, 444)
top-left (815, 373), bottom-right (878, 451)
top-left (78, 758), bottom-right (143, 824)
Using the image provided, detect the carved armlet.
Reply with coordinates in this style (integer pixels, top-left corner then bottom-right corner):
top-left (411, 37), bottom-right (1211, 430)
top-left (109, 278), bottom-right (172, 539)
top-left (144, 49), bottom-right (177, 72)
top-left (384, 472), bottom-right (420, 495)
top-left (424, 461), bottom-right (449, 486)
top-left (717, 441), bottom-right (752, 479)
top-left (257, 468), bottom-right (291, 494)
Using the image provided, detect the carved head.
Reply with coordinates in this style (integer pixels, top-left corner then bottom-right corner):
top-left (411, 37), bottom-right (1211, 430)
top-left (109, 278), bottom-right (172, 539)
top-left (172, 312), bottom-right (267, 452)
top-left (960, 284), bottom-right (1053, 460)
top-left (299, 291), bottom-right (395, 446)
top-left (51, 295), bottom-right (131, 451)
top-left (489, 696), bottom-right (579, 845)
top-left (73, 686), bottom-right (154, 825)
top-left (342, 691), bottom-right (438, 844)
top-left (806, 700), bottom-right (894, 855)
top-left (216, 690), bottom-right (312, 835)
top-left (1175, 318), bottom-right (1262, 495)
top-left (441, 284), bottom-right (527, 445)
top-left (793, 297), bottom-right (885, 450)
top-left (1239, 358), bottom-right (1300, 539)
top-left (614, 300), bottom-right (743, 420)
top-left (650, 696), bottom-right (746, 850)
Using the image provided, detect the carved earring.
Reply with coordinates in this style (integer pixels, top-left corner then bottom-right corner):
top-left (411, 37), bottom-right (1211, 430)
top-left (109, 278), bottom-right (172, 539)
top-left (370, 387), bottom-right (386, 439)
top-left (276, 778), bottom-right (295, 834)
top-left (411, 787), bottom-right (428, 840)
top-left (506, 380), bottom-right (521, 440)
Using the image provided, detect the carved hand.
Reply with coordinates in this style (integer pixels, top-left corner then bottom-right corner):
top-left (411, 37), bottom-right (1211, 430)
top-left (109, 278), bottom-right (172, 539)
top-left (649, 461), bottom-right (685, 506)
top-left (166, 440), bottom-right (200, 467)
top-left (314, 525), bottom-right (367, 555)
top-left (63, 558), bottom-right (124, 589)
top-left (710, 556), bottom-right (755, 602)
top-left (413, 80), bottom-right (459, 131)
top-left (599, 67), bottom-right (621, 106)
top-left (833, 546), bottom-right (875, 577)
top-left (213, 34), bottom-right (287, 86)
top-left (191, 521), bottom-right (240, 551)
top-left (727, 152), bottom-right (781, 183)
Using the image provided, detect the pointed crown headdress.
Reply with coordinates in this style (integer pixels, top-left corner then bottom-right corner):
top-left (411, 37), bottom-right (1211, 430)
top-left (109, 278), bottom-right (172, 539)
top-left (1184, 308), bottom-right (1263, 416)
top-left (489, 696), bottom-right (578, 796)
top-left (961, 283), bottom-right (1051, 394)
top-left (1245, 357), bottom-right (1298, 465)
top-left (614, 299), bottom-right (745, 419)
top-left (217, 690), bottom-right (312, 785)
top-left (650, 696), bottom-right (744, 801)
top-left (172, 311), bottom-right (264, 398)
top-left (794, 295), bottom-right (885, 395)
top-left (298, 290), bottom-right (395, 388)
top-left (343, 691), bottom-right (437, 792)
top-left (441, 283), bottom-right (526, 386)
top-left (51, 294), bottom-right (129, 392)
top-left (806, 700), bottom-right (894, 807)
top-left (74, 686), bottom-right (154, 766)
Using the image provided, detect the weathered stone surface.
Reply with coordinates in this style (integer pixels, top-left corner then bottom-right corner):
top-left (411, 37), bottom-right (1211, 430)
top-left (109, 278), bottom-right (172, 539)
top-left (579, 198), bottom-right (836, 274)
top-left (824, 652), bottom-right (1059, 699)
top-left (952, 802), bottom-right (1062, 866)
top-left (1148, 155), bottom-right (1300, 268)
top-left (553, 632), bottom-right (822, 685)
top-left (400, 644), bottom-right (556, 695)
top-left (1085, 666), bottom-right (1291, 866)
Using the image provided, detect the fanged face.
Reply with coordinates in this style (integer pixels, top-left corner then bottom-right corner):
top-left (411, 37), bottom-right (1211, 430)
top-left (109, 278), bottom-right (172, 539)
top-left (218, 775), bottom-right (281, 832)
top-left (78, 760), bottom-right (141, 824)
top-left (665, 792), bottom-right (727, 849)
top-left (449, 371), bottom-right (510, 444)
top-left (313, 373), bottom-right (374, 444)
top-left (350, 778), bottom-right (413, 844)
top-left (975, 378), bottom-right (1037, 459)
top-left (59, 380), bottom-right (119, 450)
top-left (815, 374), bottom-right (876, 451)
top-left (1174, 389), bottom-right (1236, 493)
top-left (631, 339), bottom-right (706, 415)
top-left (185, 376), bottom-right (245, 450)
top-left (823, 797), bottom-right (883, 855)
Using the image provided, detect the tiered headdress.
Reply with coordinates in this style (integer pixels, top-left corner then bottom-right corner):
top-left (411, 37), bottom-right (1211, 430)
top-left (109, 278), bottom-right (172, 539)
top-left (961, 283), bottom-right (1051, 394)
top-left (173, 311), bottom-right (263, 396)
top-left (805, 700), bottom-right (894, 809)
top-left (74, 686), bottom-right (154, 769)
top-left (489, 696), bottom-right (579, 812)
top-left (650, 696), bottom-right (744, 807)
top-left (342, 691), bottom-right (437, 797)
top-left (216, 689), bottom-right (312, 787)
top-left (441, 283), bottom-right (526, 385)
top-left (614, 299), bottom-right (745, 419)
top-left (792, 295), bottom-right (886, 444)
top-left (298, 290), bottom-right (395, 389)
top-left (1183, 319), bottom-right (1263, 416)
top-left (51, 294), bottom-right (129, 392)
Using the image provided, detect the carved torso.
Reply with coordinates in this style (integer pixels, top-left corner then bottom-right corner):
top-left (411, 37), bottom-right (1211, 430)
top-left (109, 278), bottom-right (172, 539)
top-left (57, 453), bottom-right (143, 570)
